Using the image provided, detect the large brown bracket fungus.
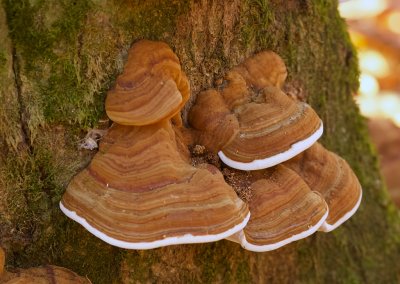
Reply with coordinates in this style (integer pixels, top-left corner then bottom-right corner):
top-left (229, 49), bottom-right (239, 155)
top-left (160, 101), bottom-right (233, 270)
top-left (284, 143), bottom-right (363, 232)
top-left (189, 51), bottom-right (323, 171)
top-left (225, 165), bottom-right (328, 252)
top-left (60, 40), bottom-right (250, 249)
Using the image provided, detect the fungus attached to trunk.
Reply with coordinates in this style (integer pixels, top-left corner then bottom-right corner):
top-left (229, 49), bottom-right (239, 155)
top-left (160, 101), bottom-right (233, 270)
top-left (0, 247), bottom-right (89, 283)
top-left (60, 120), bottom-right (250, 249)
top-left (189, 51), bottom-right (323, 171)
top-left (189, 89), bottom-right (240, 152)
top-left (226, 165), bottom-right (328, 252)
top-left (61, 39), bottom-right (250, 249)
top-left (105, 40), bottom-right (189, 126)
top-left (284, 143), bottom-right (362, 232)
top-left (0, 247), bottom-right (4, 276)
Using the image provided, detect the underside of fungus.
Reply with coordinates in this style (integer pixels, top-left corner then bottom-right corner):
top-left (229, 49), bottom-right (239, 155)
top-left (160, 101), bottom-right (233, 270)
top-left (284, 143), bottom-right (362, 232)
top-left (61, 121), bottom-right (249, 249)
top-left (189, 51), bottom-right (323, 171)
top-left (225, 165), bottom-right (328, 252)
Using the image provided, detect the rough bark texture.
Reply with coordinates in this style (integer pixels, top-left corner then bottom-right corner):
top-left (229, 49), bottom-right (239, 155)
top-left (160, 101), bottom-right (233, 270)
top-left (0, 0), bottom-right (399, 283)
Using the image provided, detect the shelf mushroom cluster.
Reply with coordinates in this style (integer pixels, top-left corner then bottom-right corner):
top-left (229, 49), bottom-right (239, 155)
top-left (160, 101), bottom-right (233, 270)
top-left (189, 50), bottom-right (362, 251)
top-left (60, 40), bottom-right (362, 252)
top-left (60, 40), bottom-right (249, 250)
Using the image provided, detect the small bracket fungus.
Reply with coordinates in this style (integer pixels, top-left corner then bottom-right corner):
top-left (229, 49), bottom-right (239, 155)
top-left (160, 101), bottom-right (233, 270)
top-left (284, 143), bottom-right (363, 232)
top-left (0, 247), bottom-right (89, 283)
top-left (226, 165), bottom-right (328, 252)
top-left (60, 40), bottom-right (250, 249)
top-left (105, 40), bottom-right (189, 126)
top-left (189, 89), bottom-right (240, 152)
top-left (189, 51), bottom-right (323, 171)
top-left (0, 247), bottom-right (4, 276)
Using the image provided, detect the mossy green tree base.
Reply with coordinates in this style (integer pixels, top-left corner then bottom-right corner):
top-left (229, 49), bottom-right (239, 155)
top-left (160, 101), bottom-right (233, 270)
top-left (1, 0), bottom-right (400, 283)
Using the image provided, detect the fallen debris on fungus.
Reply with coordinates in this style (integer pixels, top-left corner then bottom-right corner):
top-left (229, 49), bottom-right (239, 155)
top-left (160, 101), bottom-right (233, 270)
top-left (189, 51), bottom-right (323, 171)
top-left (78, 129), bottom-right (107, 150)
top-left (284, 143), bottom-right (362, 232)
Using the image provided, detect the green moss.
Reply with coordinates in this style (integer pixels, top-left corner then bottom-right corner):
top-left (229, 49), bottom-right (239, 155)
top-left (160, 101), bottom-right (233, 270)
top-left (122, 242), bottom-right (252, 283)
top-left (3, 148), bottom-right (58, 223)
top-left (235, 259), bottom-right (251, 283)
top-left (122, 250), bottom-right (158, 282)
top-left (3, 0), bottom-right (101, 127)
top-left (241, 0), bottom-right (275, 48)
top-left (0, 51), bottom-right (6, 71)
top-left (112, 0), bottom-right (190, 41)
top-left (198, 243), bottom-right (222, 282)
top-left (53, 218), bottom-right (123, 284)
top-left (2, 133), bottom-right (122, 283)
top-left (3, 0), bottom-right (191, 131)
top-left (195, 242), bottom-right (251, 283)
top-left (1, 1), bottom-right (193, 282)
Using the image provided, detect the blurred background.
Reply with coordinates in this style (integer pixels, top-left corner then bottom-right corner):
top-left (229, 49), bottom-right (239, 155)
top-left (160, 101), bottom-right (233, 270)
top-left (340, 0), bottom-right (400, 206)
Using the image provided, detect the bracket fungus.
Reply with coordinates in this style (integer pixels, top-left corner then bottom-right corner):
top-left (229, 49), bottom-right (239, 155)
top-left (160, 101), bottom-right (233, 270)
top-left (0, 247), bottom-right (4, 276)
top-left (189, 89), bottom-right (240, 152)
top-left (189, 51), bottom-right (323, 171)
top-left (105, 40), bottom-right (189, 126)
top-left (284, 143), bottom-right (362, 232)
top-left (0, 247), bottom-right (89, 284)
top-left (60, 40), bottom-right (249, 249)
top-left (226, 165), bottom-right (328, 252)
top-left (60, 39), bottom-right (360, 252)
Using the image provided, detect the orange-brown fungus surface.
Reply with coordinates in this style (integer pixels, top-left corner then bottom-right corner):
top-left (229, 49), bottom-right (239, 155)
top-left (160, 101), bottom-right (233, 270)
top-left (106, 40), bottom-right (189, 126)
top-left (61, 121), bottom-right (249, 247)
top-left (284, 143), bottom-right (362, 231)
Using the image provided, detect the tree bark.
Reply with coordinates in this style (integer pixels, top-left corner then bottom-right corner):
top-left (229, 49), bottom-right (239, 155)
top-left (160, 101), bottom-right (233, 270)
top-left (0, 0), bottom-right (399, 283)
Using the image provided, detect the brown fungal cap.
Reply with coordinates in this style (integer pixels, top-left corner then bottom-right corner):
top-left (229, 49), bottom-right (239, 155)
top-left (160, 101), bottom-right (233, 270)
top-left (220, 86), bottom-right (323, 170)
top-left (284, 143), bottom-right (362, 232)
top-left (233, 51), bottom-right (287, 90)
top-left (189, 89), bottom-right (239, 152)
top-left (0, 247), bottom-right (4, 276)
top-left (60, 121), bottom-right (249, 249)
top-left (0, 266), bottom-right (91, 284)
top-left (227, 165), bottom-right (328, 252)
top-left (0, 248), bottom-right (89, 284)
top-left (189, 52), bottom-right (323, 171)
top-left (105, 40), bottom-right (189, 126)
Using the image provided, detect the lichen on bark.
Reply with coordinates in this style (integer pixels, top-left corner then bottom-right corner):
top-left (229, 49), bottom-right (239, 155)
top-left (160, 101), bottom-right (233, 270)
top-left (0, 0), bottom-right (399, 283)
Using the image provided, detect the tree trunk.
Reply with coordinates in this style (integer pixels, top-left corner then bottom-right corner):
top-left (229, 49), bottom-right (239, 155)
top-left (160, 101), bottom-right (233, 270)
top-left (1, 0), bottom-right (399, 283)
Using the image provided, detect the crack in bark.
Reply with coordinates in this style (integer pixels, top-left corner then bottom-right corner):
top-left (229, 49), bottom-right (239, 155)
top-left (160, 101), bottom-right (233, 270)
top-left (10, 47), bottom-right (34, 217)
top-left (11, 47), bottom-right (33, 154)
